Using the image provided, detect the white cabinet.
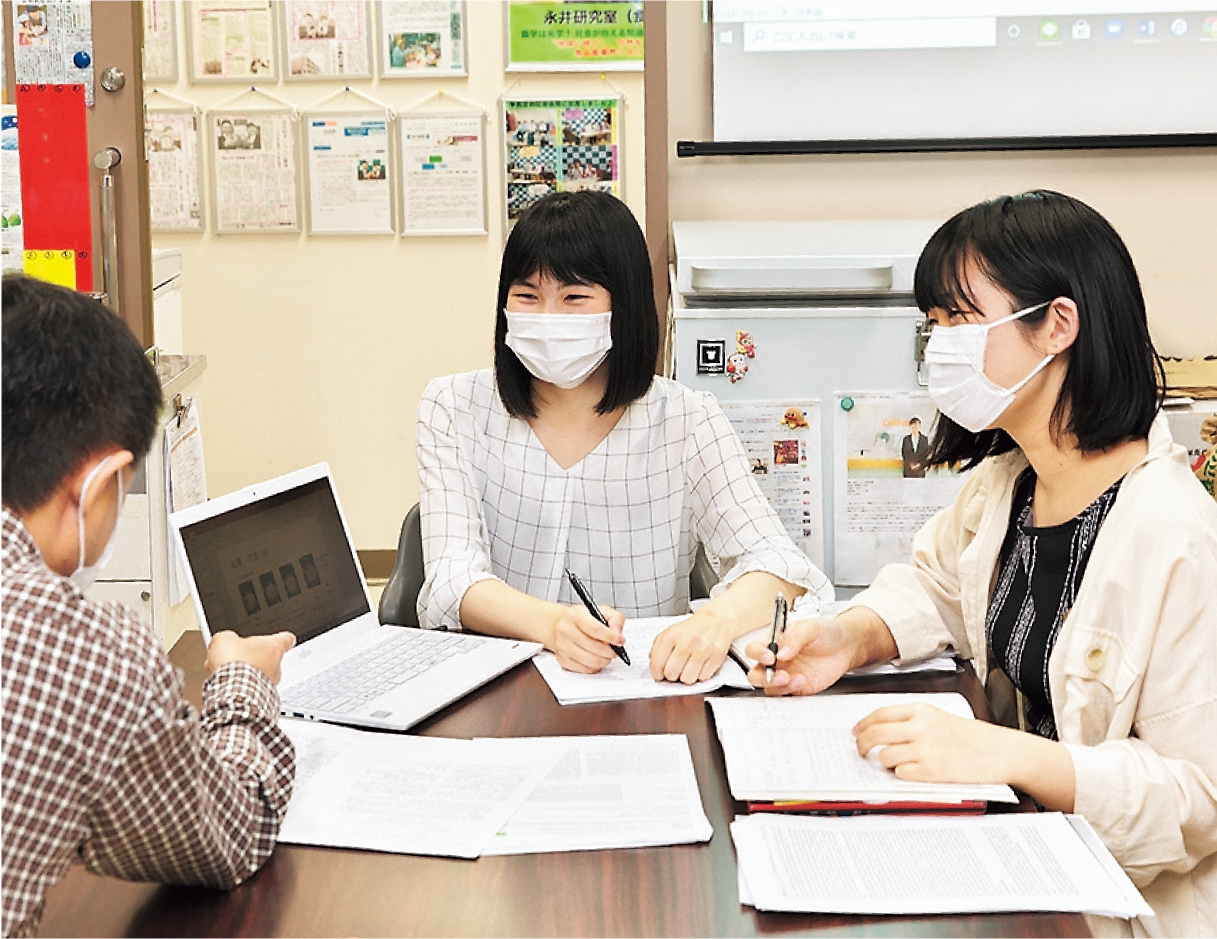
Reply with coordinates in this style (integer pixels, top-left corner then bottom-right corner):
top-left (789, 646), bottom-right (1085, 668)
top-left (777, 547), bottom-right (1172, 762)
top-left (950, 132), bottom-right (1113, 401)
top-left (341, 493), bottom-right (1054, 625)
top-left (86, 354), bottom-right (206, 649)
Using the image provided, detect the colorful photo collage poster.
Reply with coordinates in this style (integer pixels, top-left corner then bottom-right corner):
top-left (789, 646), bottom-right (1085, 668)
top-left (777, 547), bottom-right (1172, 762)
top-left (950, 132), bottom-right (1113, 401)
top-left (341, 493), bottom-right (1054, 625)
top-left (503, 96), bottom-right (620, 222)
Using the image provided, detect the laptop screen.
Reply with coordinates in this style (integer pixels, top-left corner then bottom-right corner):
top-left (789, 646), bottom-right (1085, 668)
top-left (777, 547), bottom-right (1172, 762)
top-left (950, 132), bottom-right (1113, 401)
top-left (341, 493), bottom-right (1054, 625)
top-left (178, 476), bottom-right (371, 643)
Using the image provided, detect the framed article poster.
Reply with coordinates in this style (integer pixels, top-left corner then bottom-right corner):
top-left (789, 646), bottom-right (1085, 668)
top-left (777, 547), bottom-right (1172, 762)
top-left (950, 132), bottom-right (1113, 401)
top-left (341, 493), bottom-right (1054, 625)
top-left (303, 111), bottom-right (394, 234)
top-left (282, 0), bottom-right (373, 80)
top-left (504, 1), bottom-right (643, 72)
top-left (143, 0), bottom-right (180, 82)
top-left (502, 96), bottom-right (621, 223)
top-left (146, 108), bottom-right (204, 232)
top-left (399, 110), bottom-right (486, 236)
top-left (208, 109), bottom-right (301, 233)
top-left (187, 0), bottom-right (279, 82)
top-left (378, 1), bottom-right (466, 78)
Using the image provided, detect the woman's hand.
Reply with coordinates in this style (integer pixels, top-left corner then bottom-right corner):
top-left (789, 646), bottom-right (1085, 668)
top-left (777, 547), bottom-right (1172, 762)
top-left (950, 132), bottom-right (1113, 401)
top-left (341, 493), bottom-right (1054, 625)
top-left (745, 616), bottom-right (863, 695)
top-left (852, 703), bottom-right (1076, 811)
top-left (550, 604), bottom-right (627, 674)
top-left (852, 703), bottom-right (1018, 784)
top-left (649, 614), bottom-right (733, 684)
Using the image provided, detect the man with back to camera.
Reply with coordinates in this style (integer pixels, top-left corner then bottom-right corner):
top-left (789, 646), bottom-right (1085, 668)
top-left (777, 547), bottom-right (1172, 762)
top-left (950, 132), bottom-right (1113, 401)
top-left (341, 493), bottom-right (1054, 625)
top-left (1, 276), bottom-right (297, 938)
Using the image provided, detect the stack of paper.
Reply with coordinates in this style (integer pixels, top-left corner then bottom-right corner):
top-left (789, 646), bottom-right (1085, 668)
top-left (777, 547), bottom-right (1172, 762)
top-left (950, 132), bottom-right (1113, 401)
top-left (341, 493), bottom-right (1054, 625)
top-left (478, 734), bottom-right (712, 855)
top-left (731, 812), bottom-right (1153, 920)
top-left (278, 720), bottom-right (558, 858)
top-left (708, 692), bottom-right (1017, 807)
top-left (278, 721), bottom-right (712, 858)
top-left (533, 615), bottom-right (752, 705)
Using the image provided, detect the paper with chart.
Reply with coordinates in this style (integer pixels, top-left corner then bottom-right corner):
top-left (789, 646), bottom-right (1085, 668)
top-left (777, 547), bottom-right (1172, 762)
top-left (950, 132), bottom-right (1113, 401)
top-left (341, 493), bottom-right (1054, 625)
top-left (708, 692), bottom-right (1016, 804)
top-left (477, 734), bottom-right (712, 855)
top-left (731, 812), bottom-right (1153, 919)
top-left (278, 719), bottom-right (560, 858)
top-left (532, 615), bottom-right (752, 705)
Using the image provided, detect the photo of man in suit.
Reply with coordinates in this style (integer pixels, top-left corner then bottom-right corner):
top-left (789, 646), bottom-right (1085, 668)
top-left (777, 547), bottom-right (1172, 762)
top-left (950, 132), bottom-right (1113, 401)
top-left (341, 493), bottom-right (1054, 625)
top-left (901, 416), bottom-right (930, 478)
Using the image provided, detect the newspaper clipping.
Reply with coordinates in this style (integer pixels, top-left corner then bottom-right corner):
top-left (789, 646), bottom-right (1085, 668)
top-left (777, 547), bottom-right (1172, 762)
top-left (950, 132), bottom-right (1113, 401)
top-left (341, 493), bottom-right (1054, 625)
top-left (142, 0), bottom-right (178, 81)
top-left (191, 0), bottom-right (276, 81)
top-left (284, 0), bottom-right (372, 79)
top-left (379, 0), bottom-right (466, 77)
top-left (305, 113), bottom-right (392, 234)
top-left (720, 400), bottom-right (824, 570)
top-left (211, 111), bottom-right (300, 232)
top-left (11, 2), bottom-right (95, 105)
top-left (148, 110), bottom-right (203, 231)
top-left (400, 111), bottom-right (486, 236)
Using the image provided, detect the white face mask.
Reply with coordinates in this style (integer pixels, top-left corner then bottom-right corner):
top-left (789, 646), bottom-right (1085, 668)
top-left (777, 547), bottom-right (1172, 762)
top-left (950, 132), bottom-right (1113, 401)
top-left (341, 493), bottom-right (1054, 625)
top-left (925, 300), bottom-right (1054, 433)
top-left (504, 311), bottom-right (613, 390)
top-left (71, 457), bottom-right (125, 592)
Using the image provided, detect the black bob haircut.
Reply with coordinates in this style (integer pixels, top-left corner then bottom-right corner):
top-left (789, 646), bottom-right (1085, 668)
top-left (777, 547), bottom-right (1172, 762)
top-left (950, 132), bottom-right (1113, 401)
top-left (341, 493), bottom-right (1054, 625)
top-left (917, 190), bottom-right (1165, 471)
top-left (2, 275), bottom-right (163, 512)
top-left (494, 190), bottom-right (659, 418)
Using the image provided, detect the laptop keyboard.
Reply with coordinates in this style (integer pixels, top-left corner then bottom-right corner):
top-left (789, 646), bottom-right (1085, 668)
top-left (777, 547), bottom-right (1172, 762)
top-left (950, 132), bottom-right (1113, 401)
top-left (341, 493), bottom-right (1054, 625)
top-left (281, 629), bottom-right (487, 715)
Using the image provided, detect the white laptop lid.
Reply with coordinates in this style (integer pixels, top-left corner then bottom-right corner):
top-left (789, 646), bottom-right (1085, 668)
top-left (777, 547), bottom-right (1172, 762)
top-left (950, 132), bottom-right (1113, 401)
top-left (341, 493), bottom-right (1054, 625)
top-left (170, 463), bottom-right (373, 646)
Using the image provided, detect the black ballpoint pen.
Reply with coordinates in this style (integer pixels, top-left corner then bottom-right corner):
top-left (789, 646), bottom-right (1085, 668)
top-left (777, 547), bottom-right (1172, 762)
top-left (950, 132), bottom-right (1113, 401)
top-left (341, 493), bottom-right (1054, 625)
top-left (565, 568), bottom-right (630, 666)
top-left (765, 594), bottom-right (788, 685)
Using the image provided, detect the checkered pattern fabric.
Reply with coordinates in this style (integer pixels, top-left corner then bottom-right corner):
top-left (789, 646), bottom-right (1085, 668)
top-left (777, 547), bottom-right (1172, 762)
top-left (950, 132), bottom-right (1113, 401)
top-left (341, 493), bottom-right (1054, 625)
top-left (415, 371), bottom-right (832, 630)
top-left (561, 144), bottom-right (615, 178)
top-left (562, 107), bottom-right (611, 135)
top-left (1, 507), bottom-right (295, 939)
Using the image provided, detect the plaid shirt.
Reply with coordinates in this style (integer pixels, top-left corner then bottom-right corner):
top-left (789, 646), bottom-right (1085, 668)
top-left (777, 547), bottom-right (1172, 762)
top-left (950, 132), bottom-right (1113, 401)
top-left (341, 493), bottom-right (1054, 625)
top-left (1, 507), bottom-right (295, 938)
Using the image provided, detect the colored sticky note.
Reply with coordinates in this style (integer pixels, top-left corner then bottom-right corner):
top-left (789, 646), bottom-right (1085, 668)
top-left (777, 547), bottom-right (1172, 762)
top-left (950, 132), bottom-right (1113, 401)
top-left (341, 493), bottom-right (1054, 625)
top-left (24, 248), bottom-right (77, 288)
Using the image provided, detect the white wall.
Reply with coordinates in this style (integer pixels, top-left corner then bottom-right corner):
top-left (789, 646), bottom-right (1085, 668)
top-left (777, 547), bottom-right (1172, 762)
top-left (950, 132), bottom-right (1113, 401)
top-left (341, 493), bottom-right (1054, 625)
top-left (664, 2), bottom-right (1217, 360)
top-left (150, 2), bottom-right (647, 550)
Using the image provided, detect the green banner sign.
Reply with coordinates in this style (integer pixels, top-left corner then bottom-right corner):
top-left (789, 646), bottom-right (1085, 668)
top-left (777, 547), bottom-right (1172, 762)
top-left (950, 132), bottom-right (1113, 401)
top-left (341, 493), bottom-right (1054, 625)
top-left (507, 1), bottom-right (644, 69)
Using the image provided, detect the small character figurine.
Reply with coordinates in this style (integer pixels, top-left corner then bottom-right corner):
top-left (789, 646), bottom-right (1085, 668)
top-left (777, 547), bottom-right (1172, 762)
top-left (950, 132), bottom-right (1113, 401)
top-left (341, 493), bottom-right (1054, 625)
top-left (781, 406), bottom-right (809, 429)
top-left (726, 351), bottom-right (749, 383)
top-left (736, 330), bottom-right (756, 358)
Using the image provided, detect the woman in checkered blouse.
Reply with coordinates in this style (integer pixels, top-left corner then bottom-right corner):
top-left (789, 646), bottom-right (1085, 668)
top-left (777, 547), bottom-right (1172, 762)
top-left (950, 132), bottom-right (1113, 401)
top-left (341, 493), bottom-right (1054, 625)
top-left (416, 191), bottom-right (832, 683)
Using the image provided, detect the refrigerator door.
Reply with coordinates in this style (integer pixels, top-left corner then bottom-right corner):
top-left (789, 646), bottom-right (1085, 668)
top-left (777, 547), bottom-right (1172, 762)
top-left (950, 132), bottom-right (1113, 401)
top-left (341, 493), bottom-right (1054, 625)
top-left (672, 302), bottom-right (924, 586)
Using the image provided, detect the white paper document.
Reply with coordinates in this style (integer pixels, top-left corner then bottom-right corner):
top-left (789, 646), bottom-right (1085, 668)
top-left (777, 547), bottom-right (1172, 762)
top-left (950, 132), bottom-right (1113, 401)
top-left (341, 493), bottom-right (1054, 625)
top-left (532, 616), bottom-right (752, 705)
top-left (708, 692), bottom-right (1017, 804)
top-left (731, 812), bottom-right (1153, 919)
top-left (277, 720), bottom-right (560, 858)
top-left (477, 734), bottom-right (712, 855)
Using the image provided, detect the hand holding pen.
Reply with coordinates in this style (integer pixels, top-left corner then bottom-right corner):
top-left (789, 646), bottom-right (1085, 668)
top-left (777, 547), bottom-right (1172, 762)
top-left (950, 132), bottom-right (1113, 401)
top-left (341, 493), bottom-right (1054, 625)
top-left (765, 594), bottom-right (788, 685)
top-left (565, 568), bottom-right (631, 666)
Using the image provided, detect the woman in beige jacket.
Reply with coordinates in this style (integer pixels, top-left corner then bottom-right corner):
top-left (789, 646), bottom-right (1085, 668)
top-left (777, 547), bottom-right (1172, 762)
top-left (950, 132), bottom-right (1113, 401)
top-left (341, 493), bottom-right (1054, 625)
top-left (749, 191), bottom-right (1216, 938)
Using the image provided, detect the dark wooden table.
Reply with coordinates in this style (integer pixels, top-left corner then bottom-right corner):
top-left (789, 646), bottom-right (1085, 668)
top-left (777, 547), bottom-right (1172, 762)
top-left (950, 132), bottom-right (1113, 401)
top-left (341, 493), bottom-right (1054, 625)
top-left (39, 632), bottom-right (1089, 938)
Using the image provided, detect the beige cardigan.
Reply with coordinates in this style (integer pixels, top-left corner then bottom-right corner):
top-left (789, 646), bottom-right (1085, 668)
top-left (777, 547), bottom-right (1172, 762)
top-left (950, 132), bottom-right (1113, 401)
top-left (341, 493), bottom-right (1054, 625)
top-left (851, 414), bottom-right (1217, 938)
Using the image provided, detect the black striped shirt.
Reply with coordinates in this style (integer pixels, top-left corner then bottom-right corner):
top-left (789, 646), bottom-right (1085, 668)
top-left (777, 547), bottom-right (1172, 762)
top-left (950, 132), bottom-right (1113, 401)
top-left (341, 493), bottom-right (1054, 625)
top-left (986, 468), bottom-right (1122, 740)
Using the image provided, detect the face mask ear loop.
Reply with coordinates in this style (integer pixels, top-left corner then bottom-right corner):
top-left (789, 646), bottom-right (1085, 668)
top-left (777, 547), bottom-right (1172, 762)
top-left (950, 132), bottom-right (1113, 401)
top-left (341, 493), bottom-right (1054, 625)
top-left (75, 456), bottom-right (114, 575)
top-left (1004, 352), bottom-right (1056, 396)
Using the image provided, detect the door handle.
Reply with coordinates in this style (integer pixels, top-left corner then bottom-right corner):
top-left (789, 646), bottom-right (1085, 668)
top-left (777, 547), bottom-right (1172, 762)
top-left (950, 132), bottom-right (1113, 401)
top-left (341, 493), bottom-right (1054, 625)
top-left (92, 147), bottom-right (122, 314)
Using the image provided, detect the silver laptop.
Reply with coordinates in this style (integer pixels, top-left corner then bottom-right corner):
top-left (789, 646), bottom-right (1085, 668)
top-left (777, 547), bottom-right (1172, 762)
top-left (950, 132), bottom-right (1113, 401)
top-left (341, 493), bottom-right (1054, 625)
top-left (169, 463), bottom-right (540, 731)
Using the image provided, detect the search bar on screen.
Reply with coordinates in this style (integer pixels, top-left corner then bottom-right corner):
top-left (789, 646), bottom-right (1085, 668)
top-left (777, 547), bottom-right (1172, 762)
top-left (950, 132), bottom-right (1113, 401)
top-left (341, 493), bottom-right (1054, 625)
top-left (743, 17), bottom-right (997, 52)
